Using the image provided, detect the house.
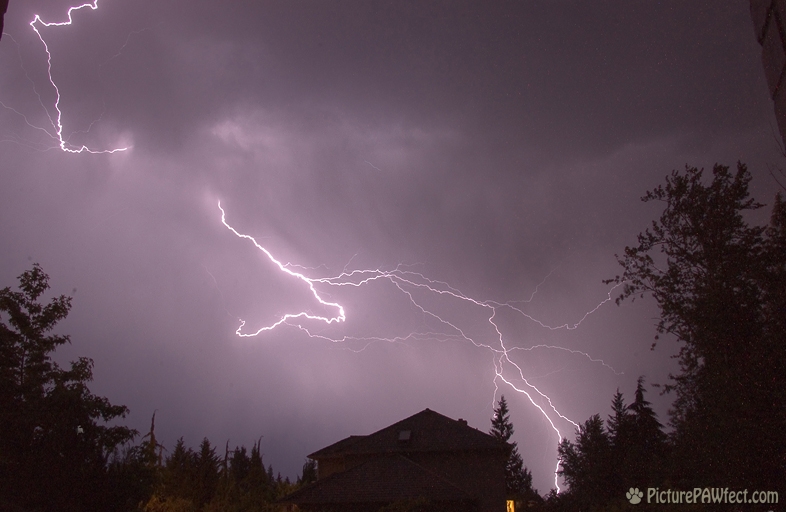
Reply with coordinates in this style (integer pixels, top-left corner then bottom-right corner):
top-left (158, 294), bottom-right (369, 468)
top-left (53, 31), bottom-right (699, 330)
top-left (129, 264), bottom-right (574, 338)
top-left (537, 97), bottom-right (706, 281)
top-left (279, 408), bottom-right (509, 512)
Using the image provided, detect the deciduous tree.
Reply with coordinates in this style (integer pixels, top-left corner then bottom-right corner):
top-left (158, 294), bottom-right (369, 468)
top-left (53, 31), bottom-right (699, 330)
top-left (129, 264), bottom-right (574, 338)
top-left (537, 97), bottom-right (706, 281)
top-left (606, 163), bottom-right (785, 488)
top-left (0, 264), bottom-right (136, 511)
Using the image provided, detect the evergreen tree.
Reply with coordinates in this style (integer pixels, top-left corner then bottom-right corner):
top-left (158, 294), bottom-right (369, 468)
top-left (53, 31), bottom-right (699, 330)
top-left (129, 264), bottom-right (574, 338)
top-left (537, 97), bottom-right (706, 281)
top-left (245, 437), bottom-right (275, 504)
top-left (628, 377), bottom-right (667, 489)
top-left (603, 379), bottom-right (667, 503)
top-left (606, 389), bottom-right (631, 445)
top-left (490, 395), bottom-right (515, 442)
top-left (298, 459), bottom-right (318, 486)
top-left (550, 380), bottom-right (668, 511)
top-left (606, 389), bottom-right (634, 492)
top-left (194, 437), bottom-right (220, 507)
top-left (557, 414), bottom-right (613, 509)
top-left (164, 437), bottom-right (195, 500)
top-left (490, 395), bottom-right (540, 500)
top-left (230, 445), bottom-right (251, 487)
top-left (628, 377), bottom-right (665, 454)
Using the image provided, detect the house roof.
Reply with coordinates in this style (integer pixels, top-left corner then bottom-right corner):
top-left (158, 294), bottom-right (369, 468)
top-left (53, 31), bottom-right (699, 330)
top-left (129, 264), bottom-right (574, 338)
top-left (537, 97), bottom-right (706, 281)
top-left (280, 454), bottom-right (474, 505)
top-left (309, 408), bottom-right (506, 458)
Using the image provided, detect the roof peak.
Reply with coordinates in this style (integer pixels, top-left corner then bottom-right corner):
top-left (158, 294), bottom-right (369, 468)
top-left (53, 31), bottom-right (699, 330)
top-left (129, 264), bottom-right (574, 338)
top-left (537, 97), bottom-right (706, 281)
top-left (309, 408), bottom-right (504, 459)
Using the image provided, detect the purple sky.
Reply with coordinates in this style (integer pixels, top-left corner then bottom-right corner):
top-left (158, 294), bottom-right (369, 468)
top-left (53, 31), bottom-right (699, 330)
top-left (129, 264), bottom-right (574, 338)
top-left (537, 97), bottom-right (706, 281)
top-left (1, 0), bottom-right (783, 493)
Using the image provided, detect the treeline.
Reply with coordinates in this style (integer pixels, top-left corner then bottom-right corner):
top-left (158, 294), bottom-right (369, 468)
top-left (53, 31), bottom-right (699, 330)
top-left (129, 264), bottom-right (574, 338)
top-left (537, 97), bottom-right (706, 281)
top-left (546, 378), bottom-right (667, 511)
top-left (109, 415), bottom-right (316, 511)
top-left (0, 263), bottom-right (312, 511)
top-left (543, 163), bottom-right (785, 511)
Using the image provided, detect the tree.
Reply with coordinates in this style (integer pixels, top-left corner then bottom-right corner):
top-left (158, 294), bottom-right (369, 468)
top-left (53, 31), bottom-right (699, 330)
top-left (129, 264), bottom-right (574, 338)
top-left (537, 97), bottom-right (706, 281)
top-left (606, 163), bottom-right (785, 488)
top-left (0, 264), bottom-right (136, 511)
top-left (490, 395), bottom-right (515, 443)
top-left (298, 458), bottom-right (317, 486)
top-left (557, 414), bottom-right (613, 509)
top-left (759, 192), bottom-right (786, 479)
top-left (605, 389), bottom-right (631, 445)
top-left (606, 378), bottom-right (666, 498)
top-left (490, 396), bottom-right (540, 502)
top-left (240, 437), bottom-right (275, 507)
top-left (627, 377), bottom-right (666, 460)
top-left (606, 389), bottom-right (634, 490)
top-left (230, 445), bottom-right (251, 487)
top-left (194, 438), bottom-right (220, 507)
top-left (554, 379), bottom-right (667, 511)
top-left (163, 437), bottom-right (195, 502)
top-left (106, 413), bottom-right (165, 511)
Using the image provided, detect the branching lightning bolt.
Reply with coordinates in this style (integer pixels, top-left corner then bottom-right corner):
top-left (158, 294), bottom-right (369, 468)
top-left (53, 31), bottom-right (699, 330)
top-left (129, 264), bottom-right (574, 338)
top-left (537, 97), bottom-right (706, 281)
top-left (218, 202), bottom-right (345, 335)
top-left (217, 201), bottom-right (624, 492)
top-left (1, 1), bottom-right (128, 153)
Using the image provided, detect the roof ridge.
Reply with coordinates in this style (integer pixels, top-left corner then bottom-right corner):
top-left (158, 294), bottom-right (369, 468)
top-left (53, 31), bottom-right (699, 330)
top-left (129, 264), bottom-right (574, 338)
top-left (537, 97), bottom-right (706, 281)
top-left (310, 408), bottom-right (505, 459)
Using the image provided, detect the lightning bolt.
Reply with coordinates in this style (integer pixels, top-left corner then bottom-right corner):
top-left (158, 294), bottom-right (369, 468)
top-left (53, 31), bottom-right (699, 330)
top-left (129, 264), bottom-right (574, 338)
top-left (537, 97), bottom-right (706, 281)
top-left (217, 201), bottom-right (623, 492)
top-left (0, 1), bottom-right (129, 153)
top-left (218, 202), bottom-right (345, 335)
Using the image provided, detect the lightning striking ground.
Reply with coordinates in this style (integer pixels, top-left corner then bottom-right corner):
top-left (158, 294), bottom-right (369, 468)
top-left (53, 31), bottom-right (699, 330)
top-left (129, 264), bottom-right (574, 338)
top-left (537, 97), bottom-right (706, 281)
top-left (1, 1), bottom-right (128, 153)
top-left (217, 201), bottom-right (624, 491)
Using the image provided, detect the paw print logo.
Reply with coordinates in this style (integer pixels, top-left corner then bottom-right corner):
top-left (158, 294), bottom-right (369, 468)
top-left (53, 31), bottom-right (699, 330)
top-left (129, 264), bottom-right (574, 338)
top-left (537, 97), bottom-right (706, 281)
top-left (626, 487), bottom-right (644, 505)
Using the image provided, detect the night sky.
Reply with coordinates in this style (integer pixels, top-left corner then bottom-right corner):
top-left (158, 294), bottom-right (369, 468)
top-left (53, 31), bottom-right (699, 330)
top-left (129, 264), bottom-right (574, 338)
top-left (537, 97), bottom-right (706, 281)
top-left (1, 1), bottom-right (783, 493)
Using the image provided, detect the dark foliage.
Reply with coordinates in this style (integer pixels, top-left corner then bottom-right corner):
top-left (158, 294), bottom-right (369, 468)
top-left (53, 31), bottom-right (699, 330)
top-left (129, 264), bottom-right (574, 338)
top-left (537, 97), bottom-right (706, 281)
top-left (554, 379), bottom-right (667, 511)
top-left (0, 266), bottom-right (298, 511)
top-left (490, 395), bottom-right (541, 504)
top-left (103, 413), bottom-right (166, 510)
top-left (0, 264), bottom-right (137, 511)
top-left (551, 164), bottom-right (785, 510)
top-left (557, 414), bottom-right (613, 509)
top-left (136, 431), bottom-right (299, 511)
top-left (606, 163), bottom-right (785, 490)
top-left (298, 458), bottom-right (317, 486)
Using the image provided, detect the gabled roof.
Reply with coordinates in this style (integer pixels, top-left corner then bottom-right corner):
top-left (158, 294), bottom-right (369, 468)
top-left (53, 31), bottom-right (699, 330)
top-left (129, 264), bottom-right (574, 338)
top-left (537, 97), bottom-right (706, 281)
top-left (311, 434), bottom-right (365, 457)
top-left (280, 454), bottom-right (474, 504)
top-left (309, 408), bottom-right (505, 458)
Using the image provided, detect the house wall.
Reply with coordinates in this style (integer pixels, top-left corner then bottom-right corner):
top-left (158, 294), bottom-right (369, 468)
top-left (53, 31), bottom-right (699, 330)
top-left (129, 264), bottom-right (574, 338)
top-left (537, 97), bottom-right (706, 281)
top-left (406, 450), bottom-right (508, 512)
top-left (315, 450), bottom-right (507, 512)
top-left (315, 457), bottom-right (345, 480)
top-left (315, 453), bottom-right (370, 480)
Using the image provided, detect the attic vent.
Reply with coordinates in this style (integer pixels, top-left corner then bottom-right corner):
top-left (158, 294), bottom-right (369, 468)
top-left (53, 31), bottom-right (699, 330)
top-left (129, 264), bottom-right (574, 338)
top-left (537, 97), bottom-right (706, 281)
top-left (458, 418), bottom-right (468, 426)
top-left (398, 430), bottom-right (411, 442)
